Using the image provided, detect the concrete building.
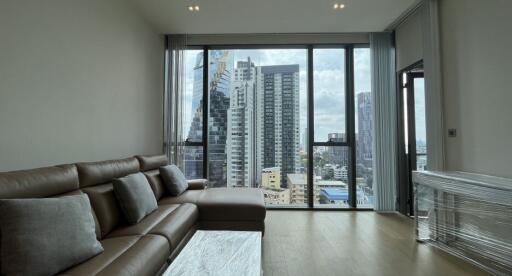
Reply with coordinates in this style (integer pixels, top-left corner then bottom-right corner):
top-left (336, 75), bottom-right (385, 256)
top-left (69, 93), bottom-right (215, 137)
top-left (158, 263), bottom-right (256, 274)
top-left (357, 92), bottom-right (372, 167)
top-left (261, 167), bottom-right (281, 190)
top-left (262, 188), bottom-right (290, 205)
top-left (257, 65), bottom-right (301, 188)
top-left (227, 58), bottom-right (257, 187)
top-left (334, 166), bottom-right (348, 181)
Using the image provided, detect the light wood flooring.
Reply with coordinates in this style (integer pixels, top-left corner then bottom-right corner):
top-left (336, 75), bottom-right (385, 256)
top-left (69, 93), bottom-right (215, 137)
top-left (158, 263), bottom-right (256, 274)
top-left (262, 211), bottom-right (489, 276)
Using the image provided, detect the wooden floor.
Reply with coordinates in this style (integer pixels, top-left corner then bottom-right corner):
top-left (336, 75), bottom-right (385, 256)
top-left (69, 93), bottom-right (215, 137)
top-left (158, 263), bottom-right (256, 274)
top-left (262, 211), bottom-right (489, 276)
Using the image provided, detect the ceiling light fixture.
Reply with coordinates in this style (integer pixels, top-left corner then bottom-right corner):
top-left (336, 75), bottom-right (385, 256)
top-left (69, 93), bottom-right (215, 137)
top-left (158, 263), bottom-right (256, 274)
top-left (188, 5), bottom-right (200, 12)
top-left (333, 3), bottom-right (345, 10)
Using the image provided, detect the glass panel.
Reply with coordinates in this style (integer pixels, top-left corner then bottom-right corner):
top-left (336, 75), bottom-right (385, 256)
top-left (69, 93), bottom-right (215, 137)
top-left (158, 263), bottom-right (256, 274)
top-left (313, 48), bottom-right (346, 142)
top-left (183, 146), bottom-right (203, 179)
top-left (414, 77), bottom-right (427, 171)
top-left (207, 49), bottom-right (308, 207)
top-left (313, 146), bottom-right (350, 208)
top-left (183, 49), bottom-right (204, 143)
top-left (354, 48), bottom-right (374, 208)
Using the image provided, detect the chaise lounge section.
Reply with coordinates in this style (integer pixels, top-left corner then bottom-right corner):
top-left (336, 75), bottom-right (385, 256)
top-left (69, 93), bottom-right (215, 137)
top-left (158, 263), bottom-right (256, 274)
top-left (0, 154), bottom-right (265, 275)
top-left (137, 155), bottom-right (266, 233)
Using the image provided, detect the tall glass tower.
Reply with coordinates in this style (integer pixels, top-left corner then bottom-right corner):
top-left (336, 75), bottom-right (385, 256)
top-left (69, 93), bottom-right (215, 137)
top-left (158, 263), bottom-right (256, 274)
top-left (207, 50), bottom-right (234, 188)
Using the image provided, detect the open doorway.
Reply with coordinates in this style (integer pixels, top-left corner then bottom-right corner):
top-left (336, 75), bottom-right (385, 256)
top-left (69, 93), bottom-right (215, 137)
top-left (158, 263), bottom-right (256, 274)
top-left (397, 61), bottom-right (426, 216)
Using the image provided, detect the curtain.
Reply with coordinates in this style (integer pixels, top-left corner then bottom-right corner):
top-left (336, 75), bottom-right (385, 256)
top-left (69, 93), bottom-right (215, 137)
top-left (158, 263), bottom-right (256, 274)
top-left (370, 33), bottom-right (398, 212)
top-left (421, 0), bottom-right (445, 170)
top-left (164, 35), bottom-right (188, 168)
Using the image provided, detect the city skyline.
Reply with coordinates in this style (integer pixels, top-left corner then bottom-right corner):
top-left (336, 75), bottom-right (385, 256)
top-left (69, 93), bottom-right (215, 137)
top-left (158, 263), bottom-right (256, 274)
top-left (182, 48), bottom-right (375, 207)
top-left (184, 49), bottom-right (375, 142)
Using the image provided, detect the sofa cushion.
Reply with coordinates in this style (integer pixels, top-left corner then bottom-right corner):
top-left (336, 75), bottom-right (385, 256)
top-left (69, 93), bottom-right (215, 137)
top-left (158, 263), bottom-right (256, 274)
top-left (83, 184), bottom-right (125, 238)
top-left (149, 203), bottom-right (198, 249)
top-left (113, 173), bottom-right (158, 224)
top-left (60, 236), bottom-right (139, 276)
top-left (158, 190), bottom-right (203, 205)
top-left (0, 195), bottom-right (103, 276)
top-left (107, 204), bottom-right (198, 251)
top-left (0, 164), bottom-right (79, 199)
top-left (136, 155), bottom-right (168, 171)
top-left (160, 165), bottom-right (188, 196)
top-left (76, 157), bottom-right (139, 188)
top-left (61, 235), bottom-right (169, 276)
top-left (197, 188), bottom-right (266, 221)
top-left (96, 235), bottom-right (170, 276)
top-left (143, 170), bottom-right (166, 200)
top-left (106, 204), bottom-right (180, 238)
top-left (51, 190), bottom-right (101, 240)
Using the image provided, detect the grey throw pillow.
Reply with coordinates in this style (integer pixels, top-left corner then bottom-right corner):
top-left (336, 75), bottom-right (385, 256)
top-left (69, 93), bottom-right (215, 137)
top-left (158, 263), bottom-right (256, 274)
top-left (0, 195), bottom-right (104, 276)
top-left (159, 165), bottom-right (189, 196)
top-left (113, 172), bottom-right (158, 224)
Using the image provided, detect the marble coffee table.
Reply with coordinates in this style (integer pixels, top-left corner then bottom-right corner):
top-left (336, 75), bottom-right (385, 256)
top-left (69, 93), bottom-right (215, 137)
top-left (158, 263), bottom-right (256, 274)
top-left (163, 230), bottom-right (262, 276)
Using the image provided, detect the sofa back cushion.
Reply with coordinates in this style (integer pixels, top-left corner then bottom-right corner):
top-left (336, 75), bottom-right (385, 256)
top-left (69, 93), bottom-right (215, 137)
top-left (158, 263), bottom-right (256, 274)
top-left (82, 184), bottom-right (125, 238)
top-left (0, 165), bottom-right (79, 199)
top-left (0, 194), bottom-right (103, 276)
top-left (136, 155), bottom-right (168, 172)
top-left (113, 173), bottom-right (158, 224)
top-left (76, 157), bottom-right (139, 188)
top-left (160, 165), bottom-right (189, 196)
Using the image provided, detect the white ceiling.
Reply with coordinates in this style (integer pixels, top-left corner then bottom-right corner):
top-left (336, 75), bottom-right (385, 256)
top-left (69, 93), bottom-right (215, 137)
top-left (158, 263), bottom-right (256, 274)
top-left (130, 0), bottom-right (419, 34)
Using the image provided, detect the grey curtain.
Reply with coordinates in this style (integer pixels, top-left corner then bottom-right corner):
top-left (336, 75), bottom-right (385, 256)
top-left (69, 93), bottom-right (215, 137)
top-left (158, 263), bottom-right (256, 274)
top-left (164, 35), bottom-right (188, 168)
top-left (421, 0), bottom-right (445, 171)
top-left (370, 33), bottom-right (398, 212)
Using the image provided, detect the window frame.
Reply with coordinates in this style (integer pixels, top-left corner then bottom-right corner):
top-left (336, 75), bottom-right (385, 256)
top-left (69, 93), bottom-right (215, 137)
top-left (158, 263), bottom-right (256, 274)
top-left (177, 43), bottom-right (372, 210)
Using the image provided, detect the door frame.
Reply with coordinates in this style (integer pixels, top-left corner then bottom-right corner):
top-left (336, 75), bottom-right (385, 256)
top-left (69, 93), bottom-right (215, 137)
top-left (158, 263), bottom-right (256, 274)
top-left (397, 61), bottom-right (424, 216)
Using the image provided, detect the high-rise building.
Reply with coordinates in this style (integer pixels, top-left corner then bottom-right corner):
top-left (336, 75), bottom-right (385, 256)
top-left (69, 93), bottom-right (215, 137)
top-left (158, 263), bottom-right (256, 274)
top-left (227, 58), bottom-right (257, 187)
top-left (327, 133), bottom-right (348, 167)
top-left (207, 50), bottom-right (234, 188)
top-left (184, 52), bottom-right (205, 179)
top-left (357, 92), bottom-right (372, 167)
top-left (257, 65), bottom-right (300, 188)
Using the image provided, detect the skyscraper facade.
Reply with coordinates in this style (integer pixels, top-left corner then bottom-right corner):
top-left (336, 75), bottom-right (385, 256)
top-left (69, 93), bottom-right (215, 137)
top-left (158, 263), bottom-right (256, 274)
top-left (327, 133), bottom-right (348, 167)
top-left (207, 50), bottom-right (234, 188)
top-left (257, 65), bottom-right (300, 188)
top-left (227, 58), bottom-right (257, 187)
top-left (357, 92), bottom-right (372, 167)
top-left (184, 52), bottom-right (204, 179)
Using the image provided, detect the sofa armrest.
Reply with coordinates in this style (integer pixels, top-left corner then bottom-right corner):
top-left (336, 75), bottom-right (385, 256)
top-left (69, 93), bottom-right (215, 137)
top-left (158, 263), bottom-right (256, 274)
top-left (187, 179), bottom-right (208, 190)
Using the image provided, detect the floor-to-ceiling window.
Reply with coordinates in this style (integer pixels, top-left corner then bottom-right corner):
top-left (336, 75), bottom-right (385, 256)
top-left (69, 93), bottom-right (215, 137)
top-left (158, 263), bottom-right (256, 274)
top-left (354, 47), bottom-right (374, 208)
top-left (183, 49), bottom-right (205, 180)
top-left (312, 48), bottom-right (349, 207)
top-left (179, 45), bottom-right (372, 209)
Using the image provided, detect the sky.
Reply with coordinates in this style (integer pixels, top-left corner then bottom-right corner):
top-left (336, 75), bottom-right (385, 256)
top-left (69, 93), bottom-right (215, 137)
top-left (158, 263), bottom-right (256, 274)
top-left (183, 48), bottom-right (375, 144)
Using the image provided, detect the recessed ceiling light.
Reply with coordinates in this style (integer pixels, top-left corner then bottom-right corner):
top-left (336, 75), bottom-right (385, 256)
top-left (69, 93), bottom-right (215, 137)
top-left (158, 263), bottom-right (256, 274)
top-left (333, 3), bottom-right (345, 10)
top-left (188, 5), bottom-right (200, 12)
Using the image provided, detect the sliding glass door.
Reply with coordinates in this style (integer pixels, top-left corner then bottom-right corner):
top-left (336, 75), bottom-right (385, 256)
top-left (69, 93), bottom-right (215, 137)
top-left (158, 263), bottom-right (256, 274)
top-left (179, 45), bottom-right (372, 209)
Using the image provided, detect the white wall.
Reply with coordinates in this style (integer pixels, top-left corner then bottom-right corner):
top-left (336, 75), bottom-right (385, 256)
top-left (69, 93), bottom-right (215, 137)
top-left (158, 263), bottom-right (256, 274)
top-left (440, 0), bottom-right (512, 178)
top-left (395, 8), bottom-right (423, 71)
top-left (0, 0), bottom-right (164, 171)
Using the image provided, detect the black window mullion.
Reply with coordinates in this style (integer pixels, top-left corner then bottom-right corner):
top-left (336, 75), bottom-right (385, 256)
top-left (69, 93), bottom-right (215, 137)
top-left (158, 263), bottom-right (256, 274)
top-left (307, 45), bottom-right (314, 208)
top-left (346, 46), bottom-right (357, 208)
